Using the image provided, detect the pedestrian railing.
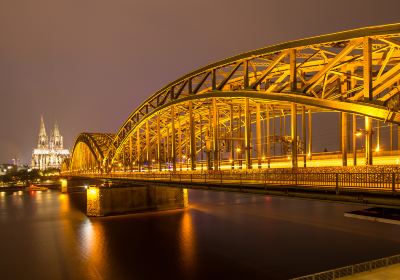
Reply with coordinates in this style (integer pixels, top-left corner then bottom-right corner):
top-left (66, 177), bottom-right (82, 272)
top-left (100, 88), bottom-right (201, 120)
top-left (291, 254), bottom-right (400, 280)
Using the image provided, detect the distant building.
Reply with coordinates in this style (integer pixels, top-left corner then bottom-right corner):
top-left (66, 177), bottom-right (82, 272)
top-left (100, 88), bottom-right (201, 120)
top-left (31, 116), bottom-right (70, 170)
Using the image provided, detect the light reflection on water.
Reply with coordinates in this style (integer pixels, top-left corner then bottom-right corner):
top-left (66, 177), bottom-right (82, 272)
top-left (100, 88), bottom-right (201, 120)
top-left (0, 188), bottom-right (399, 280)
top-left (179, 209), bottom-right (196, 273)
top-left (79, 219), bottom-right (107, 279)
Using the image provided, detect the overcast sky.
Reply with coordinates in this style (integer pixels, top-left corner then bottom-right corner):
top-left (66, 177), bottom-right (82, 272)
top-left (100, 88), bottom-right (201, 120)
top-left (0, 0), bottom-right (399, 164)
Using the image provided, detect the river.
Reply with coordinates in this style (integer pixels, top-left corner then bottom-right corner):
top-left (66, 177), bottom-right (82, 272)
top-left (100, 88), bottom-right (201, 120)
top-left (0, 188), bottom-right (399, 279)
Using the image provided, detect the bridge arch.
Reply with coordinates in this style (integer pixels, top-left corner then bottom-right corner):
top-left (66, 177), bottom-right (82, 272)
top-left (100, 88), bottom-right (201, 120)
top-left (68, 24), bottom-right (400, 173)
top-left (69, 133), bottom-right (115, 173)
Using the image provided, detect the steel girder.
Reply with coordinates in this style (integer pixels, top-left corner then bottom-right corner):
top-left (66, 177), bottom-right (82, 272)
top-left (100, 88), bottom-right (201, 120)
top-left (105, 24), bottom-right (400, 165)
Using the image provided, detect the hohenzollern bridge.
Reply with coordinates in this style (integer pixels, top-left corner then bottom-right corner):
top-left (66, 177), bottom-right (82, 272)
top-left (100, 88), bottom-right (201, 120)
top-left (62, 24), bottom-right (400, 191)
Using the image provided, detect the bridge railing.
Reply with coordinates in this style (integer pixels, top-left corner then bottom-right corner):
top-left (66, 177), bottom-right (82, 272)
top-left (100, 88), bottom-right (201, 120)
top-left (65, 171), bottom-right (400, 193)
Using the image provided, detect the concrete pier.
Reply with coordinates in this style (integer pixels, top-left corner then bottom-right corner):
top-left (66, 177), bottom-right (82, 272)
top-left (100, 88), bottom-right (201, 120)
top-left (60, 179), bottom-right (68, 193)
top-left (86, 185), bottom-right (188, 217)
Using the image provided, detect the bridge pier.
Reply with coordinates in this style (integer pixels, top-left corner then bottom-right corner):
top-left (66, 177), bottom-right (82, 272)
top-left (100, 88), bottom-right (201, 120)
top-left (60, 179), bottom-right (68, 193)
top-left (86, 185), bottom-right (188, 217)
top-left (291, 103), bottom-right (298, 168)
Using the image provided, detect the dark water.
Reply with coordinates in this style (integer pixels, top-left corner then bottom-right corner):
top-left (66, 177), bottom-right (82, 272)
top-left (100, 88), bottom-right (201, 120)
top-left (0, 189), bottom-right (399, 280)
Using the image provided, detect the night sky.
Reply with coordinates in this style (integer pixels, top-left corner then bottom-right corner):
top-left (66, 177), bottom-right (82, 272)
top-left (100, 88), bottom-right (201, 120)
top-left (1, 0), bottom-right (399, 164)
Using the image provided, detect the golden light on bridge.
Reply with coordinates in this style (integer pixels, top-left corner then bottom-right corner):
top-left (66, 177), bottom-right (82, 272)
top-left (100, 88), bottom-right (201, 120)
top-left (64, 24), bottom-right (400, 175)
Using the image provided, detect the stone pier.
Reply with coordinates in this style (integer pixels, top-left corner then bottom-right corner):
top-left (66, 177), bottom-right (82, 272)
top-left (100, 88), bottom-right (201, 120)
top-left (86, 185), bottom-right (188, 217)
top-left (60, 179), bottom-right (68, 193)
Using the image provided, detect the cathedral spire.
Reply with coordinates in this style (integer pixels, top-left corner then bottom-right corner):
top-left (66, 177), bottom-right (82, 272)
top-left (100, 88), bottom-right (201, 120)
top-left (38, 115), bottom-right (48, 149)
top-left (39, 115), bottom-right (47, 137)
top-left (50, 120), bottom-right (63, 149)
top-left (53, 121), bottom-right (60, 137)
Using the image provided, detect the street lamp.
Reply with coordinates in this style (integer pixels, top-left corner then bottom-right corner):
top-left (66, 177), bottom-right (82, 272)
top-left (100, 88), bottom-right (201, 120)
top-left (353, 129), bottom-right (364, 166)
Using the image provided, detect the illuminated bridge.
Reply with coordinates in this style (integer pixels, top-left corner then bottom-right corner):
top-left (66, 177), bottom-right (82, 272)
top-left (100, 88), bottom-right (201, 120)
top-left (64, 24), bottom-right (400, 192)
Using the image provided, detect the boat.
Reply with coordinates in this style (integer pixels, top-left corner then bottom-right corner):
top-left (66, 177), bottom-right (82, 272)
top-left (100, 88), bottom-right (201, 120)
top-left (26, 185), bottom-right (48, 191)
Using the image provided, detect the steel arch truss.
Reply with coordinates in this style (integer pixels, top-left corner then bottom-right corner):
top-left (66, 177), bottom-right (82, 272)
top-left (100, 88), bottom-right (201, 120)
top-left (69, 133), bottom-right (115, 172)
top-left (107, 24), bottom-right (400, 166)
top-left (67, 24), bottom-right (400, 172)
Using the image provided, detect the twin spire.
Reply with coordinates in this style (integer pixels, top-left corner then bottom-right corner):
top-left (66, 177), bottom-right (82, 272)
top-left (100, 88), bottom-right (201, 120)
top-left (37, 115), bottom-right (63, 150)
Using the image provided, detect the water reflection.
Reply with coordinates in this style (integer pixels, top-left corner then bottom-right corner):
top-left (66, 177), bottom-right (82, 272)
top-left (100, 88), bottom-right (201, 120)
top-left (0, 189), bottom-right (399, 280)
top-left (79, 218), bottom-right (107, 279)
top-left (58, 193), bottom-right (70, 214)
top-left (179, 209), bottom-right (196, 274)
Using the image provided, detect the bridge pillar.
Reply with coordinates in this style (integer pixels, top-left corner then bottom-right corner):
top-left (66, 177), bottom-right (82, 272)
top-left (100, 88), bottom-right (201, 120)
top-left (244, 98), bottom-right (252, 169)
top-left (157, 115), bottom-right (162, 171)
top-left (291, 103), bottom-right (298, 168)
top-left (136, 129), bottom-right (141, 172)
top-left (212, 98), bottom-right (219, 171)
top-left (365, 116), bottom-right (373, 165)
top-left (390, 123), bottom-right (393, 155)
top-left (308, 109), bottom-right (312, 160)
top-left (146, 121), bottom-right (150, 170)
top-left (353, 114), bottom-right (357, 166)
top-left (230, 104), bottom-right (235, 169)
top-left (398, 124), bottom-right (400, 152)
top-left (238, 104), bottom-right (243, 169)
top-left (189, 101), bottom-right (196, 170)
top-left (166, 127), bottom-right (169, 169)
top-left (302, 106), bottom-right (307, 167)
top-left (256, 103), bottom-right (262, 168)
top-left (280, 112), bottom-right (284, 155)
top-left (206, 127), bottom-right (212, 170)
top-left (171, 106), bottom-right (177, 172)
top-left (177, 110), bottom-right (182, 171)
top-left (129, 136), bottom-right (133, 171)
top-left (376, 120), bottom-right (380, 153)
top-left (266, 105), bottom-right (271, 168)
top-left (341, 112), bottom-right (348, 166)
top-left (199, 114), bottom-right (204, 170)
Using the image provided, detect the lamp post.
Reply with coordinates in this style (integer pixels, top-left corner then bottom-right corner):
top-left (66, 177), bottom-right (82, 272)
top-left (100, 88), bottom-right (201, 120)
top-left (236, 147), bottom-right (242, 169)
top-left (354, 129), bottom-right (362, 165)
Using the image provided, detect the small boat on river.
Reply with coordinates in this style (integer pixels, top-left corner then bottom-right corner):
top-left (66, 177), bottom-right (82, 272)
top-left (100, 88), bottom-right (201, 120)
top-left (26, 185), bottom-right (48, 191)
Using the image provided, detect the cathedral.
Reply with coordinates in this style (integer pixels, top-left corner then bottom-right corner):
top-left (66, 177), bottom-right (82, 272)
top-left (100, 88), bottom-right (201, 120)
top-left (31, 116), bottom-right (70, 170)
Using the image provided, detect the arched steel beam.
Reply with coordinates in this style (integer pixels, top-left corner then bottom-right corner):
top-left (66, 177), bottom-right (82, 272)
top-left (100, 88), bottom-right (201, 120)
top-left (70, 133), bottom-right (114, 168)
top-left (108, 90), bottom-right (399, 163)
top-left (109, 24), bottom-right (400, 162)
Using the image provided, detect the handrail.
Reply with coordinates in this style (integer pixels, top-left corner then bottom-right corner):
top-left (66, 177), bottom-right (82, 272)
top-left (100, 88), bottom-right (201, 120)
top-left (61, 171), bottom-right (400, 193)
